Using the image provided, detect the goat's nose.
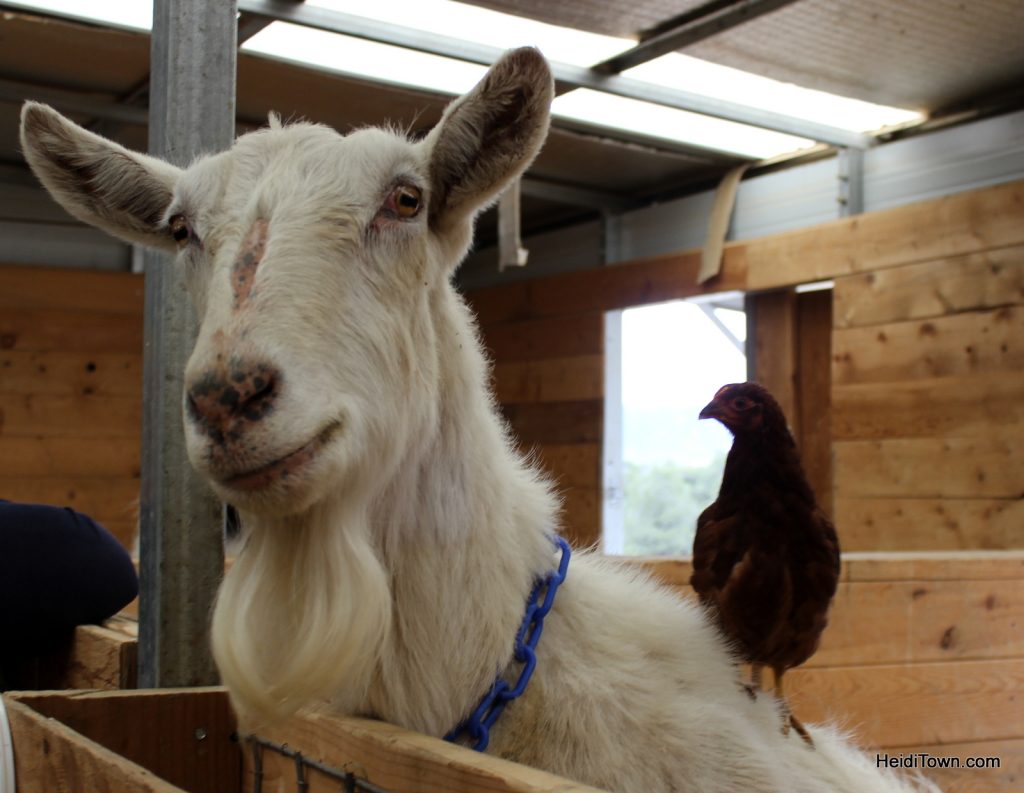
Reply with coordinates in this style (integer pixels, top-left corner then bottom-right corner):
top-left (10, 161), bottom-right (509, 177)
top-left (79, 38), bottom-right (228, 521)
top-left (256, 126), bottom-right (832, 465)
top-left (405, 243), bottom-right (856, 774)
top-left (186, 360), bottom-right (280, 441)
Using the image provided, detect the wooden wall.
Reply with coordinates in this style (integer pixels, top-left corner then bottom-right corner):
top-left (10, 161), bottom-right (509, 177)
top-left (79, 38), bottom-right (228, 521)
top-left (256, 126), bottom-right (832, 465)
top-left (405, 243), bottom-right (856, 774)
top-left (0, 265), bottom-right (143, 548)
top-left (471, 296), bottom-right (606, 548)
top-left (640, 554), bottom-right (1024, 793)
top-left (467, 178), bottom-right (1024, 552)
top-left (831, 245), bottom-right (1024, 550)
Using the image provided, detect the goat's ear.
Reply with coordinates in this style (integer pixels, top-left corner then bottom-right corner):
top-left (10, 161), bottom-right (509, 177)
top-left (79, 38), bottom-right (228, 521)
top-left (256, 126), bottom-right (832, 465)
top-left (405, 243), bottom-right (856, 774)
top-left (425, 47), bottom-right (552, 234)
top-left (20, 102), bottom-right (182, 252)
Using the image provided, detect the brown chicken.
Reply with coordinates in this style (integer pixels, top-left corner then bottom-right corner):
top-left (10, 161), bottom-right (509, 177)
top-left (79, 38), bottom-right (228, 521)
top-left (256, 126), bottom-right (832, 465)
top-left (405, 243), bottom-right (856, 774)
top-left (690, 382), bottom-right (840, 746)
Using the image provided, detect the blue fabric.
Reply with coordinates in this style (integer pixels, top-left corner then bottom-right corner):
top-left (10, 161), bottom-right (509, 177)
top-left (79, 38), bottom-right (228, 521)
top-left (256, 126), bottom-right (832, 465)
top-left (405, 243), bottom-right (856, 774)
top-left (0, 499), bottom-right (138, 648)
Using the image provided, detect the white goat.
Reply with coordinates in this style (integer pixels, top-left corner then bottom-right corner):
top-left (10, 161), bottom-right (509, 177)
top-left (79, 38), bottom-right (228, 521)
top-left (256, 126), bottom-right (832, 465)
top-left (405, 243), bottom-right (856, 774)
top-left (21, 48), bottom-right (937, 793)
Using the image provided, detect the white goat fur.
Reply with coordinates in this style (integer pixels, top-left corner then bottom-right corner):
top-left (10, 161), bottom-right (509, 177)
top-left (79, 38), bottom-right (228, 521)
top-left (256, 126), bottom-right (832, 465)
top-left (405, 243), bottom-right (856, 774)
top-left (20, 49), bottom-right (937, 793)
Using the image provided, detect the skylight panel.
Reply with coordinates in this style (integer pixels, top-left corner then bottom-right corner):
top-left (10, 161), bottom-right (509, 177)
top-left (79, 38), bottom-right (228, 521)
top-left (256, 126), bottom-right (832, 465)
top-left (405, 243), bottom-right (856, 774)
top-left (243, 23), bottom-right (488, 95)
top-left (551, 89), bottom-right (816, 160)
top-left (306, 0), bottom-right (631, 67)
top-left (3, 0), bottom-right (150, 31)
top-left (626, 53), bottom-right (921, 133)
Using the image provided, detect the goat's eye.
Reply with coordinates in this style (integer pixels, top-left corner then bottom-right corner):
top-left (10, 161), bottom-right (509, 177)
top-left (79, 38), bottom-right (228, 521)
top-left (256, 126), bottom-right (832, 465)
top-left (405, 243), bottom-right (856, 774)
top-left (392, 185), bottom-right (422, 218)
top-left (169, 214), bottom-right (191, 247)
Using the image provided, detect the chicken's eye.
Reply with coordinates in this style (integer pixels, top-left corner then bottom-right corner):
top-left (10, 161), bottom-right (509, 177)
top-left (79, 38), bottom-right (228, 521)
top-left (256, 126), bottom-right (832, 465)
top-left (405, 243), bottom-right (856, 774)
top-left (169, 214), bottom-right (191, 247)
top-left (732, 397), bottom-right (752, 410)
top-left (392, 185), bottom-right (422, 218)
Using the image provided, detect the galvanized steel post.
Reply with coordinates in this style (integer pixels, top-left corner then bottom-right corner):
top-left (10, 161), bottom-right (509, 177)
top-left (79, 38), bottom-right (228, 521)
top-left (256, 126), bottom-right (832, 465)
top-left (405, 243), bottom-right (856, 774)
top-left (139, 0), bottom-right (238, 687)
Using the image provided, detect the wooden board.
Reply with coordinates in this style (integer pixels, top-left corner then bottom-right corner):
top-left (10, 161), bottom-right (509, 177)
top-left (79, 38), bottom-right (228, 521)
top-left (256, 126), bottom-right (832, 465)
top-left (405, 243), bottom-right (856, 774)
top-left (1, 476), bottom-right (139, 524)
top-left (532, 443), bottom-right (602, 489)
top-left (0, 265), bottom-right (143, 315)
top-left (787, 657), bottom-right (1024, 749)
top-left (834, 497), bottom-right (1024, 551)
top-left (833, 433), bottom-right (1024, 498)
top-left (892, 737), bottom-right (1024, 793)
top-left (481, 313), bottom-right (604, 362)
top-left (632, 556), bottom-right (1024, 667)
top-left (796, 289), bottom-right (833, 516)
top-left (53, 622), bottom-right (139, 690)
top-left (3, 696), bottom-right (189, 793)
top-left (0, 393), bottom-right (141, 437)
top-left (557, 486), bottom-right (601, 549)
top-left (0, 307), bottom-right (143, 353)
top-left (745, 179), bottom-right (1024, 289)
top-left (0, 350), bottom-right (143, 397)
top-left (632, 552), bottom-right (1024, 587)
top-left (250, 708), bottom-right (608, 793)
top-left (492, 354), bottom-right (603, 404)
top-left (748, 288), bottom-right (799, 427)
top-left (832, 305), bottom-right (1023, 385)
top-left (832, 374), bottom-right (1024, 442)
top-left (501, 400), bottom-right (603, 446)
top-left (0, 436), bottom-right (140, 478)
top-left (9, 688), bottom-right (240, 793)
top-left (833, 244), bottom-right (1024, 329)
top-left (467, 247), bottom-right (749, 325)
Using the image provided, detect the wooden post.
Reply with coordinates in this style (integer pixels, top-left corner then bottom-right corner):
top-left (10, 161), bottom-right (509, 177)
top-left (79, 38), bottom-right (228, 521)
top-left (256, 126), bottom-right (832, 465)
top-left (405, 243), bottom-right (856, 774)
top-left (139, 0), bottom-right (238, 688)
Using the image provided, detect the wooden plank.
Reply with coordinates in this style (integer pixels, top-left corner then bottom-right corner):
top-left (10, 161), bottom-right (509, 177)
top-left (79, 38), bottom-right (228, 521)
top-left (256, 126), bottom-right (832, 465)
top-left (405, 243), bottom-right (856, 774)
top-left (0, 308), bottom-right (143, 353)
top-left (796, 289), bottom-right (833, 516)
top-left (467, 180), bottom-right (1024, 327)
top-left (890, 738), bottom-right (1024, 793)
top-left (834, 433), bottom-right (1024, 498)
top-left (832, 305), bottom-right (1023, 385)
top-left (832, 374), bottom-right (1024, 441)
top-left (748, 289), bottom-right (799, 434)
top-left (631, 557), bottom-right (1024, 667)
top-left (0, 350), bottom-right (143, 397)
top-left (833, 245), bottom-right (1024, 328)
top-left (492, 354), bottom-right (603, 404)
top-left (249, 709), bottom-right (608, 793)
top-left (0, 437), bottom-right (140, 478)
top-left (0, 265), bottom-right (143, 314)
top-left (815, 578), bottom-right (1024, 668)
top-left (2, 476), bottom-right (140, 524)
top-left (841, 552), bottom-right (1024, 583)
top-left (834, 497), bottom-right (1024, 551)
top-left (55, 623), bottom-right (139, 690)
top-left (481, 313), bottom-right (603, 362)
top-left (745, 179), bottom-right (1024, 290)
top-left (3, 696), bottom-right (186, 793)
top-left (502, 400), bottom-right (603, 445)
top-left (0, 393), bottom-right (141, 438)
top-left (11, 688), bottom-right (240, 793)
top-left (786, 658), bottom-right (1024, 748)
top-left (532, 443), bottom-right (601, 489)
top-left (631, 552), bottom-right (1024, 587)
top-left (558, 486), bottom-right (601, 549)
top-left (467, 247), bottom-right (749, 325)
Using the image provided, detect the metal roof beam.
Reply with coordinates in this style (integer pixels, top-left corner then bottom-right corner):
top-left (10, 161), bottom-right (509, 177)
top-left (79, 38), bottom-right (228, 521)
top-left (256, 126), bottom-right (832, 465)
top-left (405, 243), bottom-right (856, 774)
top-left (236, 0), bottom-right (871, 149)
top-left (593, 0), bottom-right (803, 75)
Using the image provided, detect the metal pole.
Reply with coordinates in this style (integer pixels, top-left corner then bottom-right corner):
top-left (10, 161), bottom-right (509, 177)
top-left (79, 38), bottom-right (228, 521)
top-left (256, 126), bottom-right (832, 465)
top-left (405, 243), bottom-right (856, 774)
top-left (139, 0), bottom-right (238, 688)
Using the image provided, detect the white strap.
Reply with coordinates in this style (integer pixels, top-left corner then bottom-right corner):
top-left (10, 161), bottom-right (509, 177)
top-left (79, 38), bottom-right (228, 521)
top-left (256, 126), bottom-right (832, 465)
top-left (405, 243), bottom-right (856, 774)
top-left (0, 695), bottom-right (15, 793)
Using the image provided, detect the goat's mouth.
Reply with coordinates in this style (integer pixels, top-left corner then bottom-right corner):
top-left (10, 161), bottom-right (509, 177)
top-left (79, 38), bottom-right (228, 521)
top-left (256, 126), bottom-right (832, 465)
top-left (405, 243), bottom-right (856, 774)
top-left (220, 421), bottom-right (342, 493)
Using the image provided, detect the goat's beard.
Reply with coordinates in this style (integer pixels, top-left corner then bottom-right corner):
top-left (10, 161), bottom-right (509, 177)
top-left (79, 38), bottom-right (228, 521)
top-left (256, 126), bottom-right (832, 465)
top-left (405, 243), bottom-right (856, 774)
top-left (211, 498), bottom-right (391, 729)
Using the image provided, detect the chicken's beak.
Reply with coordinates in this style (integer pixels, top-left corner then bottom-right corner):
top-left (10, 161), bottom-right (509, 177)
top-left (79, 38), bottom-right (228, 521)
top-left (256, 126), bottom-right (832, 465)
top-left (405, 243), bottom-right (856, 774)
top-left (699, 399), bottom-right (722, 421)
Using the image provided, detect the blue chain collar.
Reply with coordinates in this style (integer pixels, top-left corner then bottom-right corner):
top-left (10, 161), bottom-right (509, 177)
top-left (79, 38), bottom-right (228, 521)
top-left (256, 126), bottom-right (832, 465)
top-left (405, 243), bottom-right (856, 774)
top-left (444, 535), bottom-right (571, 752)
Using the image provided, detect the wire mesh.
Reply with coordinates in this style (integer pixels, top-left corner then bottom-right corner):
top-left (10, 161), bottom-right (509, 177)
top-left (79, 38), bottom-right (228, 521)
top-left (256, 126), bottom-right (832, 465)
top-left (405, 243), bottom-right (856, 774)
top-left (248, 735), bottom-right (393, 793)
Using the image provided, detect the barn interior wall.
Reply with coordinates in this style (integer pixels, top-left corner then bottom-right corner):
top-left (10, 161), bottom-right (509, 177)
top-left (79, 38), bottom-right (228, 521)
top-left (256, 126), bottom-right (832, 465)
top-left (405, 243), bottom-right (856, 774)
top-left (0, 265), bottom-right (142, 548)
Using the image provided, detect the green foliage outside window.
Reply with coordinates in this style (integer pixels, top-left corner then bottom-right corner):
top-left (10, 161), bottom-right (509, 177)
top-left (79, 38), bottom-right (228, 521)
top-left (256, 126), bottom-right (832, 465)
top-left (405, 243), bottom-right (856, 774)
top-left (623, 455), bottom-right (726, 556)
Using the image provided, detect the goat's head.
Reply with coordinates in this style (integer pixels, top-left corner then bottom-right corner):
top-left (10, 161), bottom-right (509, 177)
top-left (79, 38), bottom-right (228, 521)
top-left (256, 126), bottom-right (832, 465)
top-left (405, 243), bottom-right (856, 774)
top-left (21, 49), bottom-right (553, 518)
